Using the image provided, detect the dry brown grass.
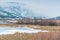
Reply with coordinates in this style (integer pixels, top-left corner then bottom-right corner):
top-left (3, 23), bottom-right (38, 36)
top-left (33, 32), bottom-right (60, 40)
top-left (0, 32), bottom-right (60, 40)
top-left (0, 33), bottom-right (36, 40)
top-left (0, 24), bottom-right (60, 31)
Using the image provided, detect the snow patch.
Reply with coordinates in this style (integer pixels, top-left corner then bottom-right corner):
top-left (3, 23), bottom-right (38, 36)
top-left (0, 26), bottom-right (49, 35)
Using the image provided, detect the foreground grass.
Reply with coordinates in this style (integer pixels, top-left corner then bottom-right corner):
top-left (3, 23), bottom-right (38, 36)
top-left (0, 33), bottom-right (36, 40)
top-left (33, 32), bottom-right (60, 40)
top-left (0, 32), bottom-right (60, 40)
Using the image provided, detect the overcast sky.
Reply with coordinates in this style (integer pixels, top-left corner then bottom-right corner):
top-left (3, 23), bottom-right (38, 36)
top-left (0, 0), bottom-right (60, 18)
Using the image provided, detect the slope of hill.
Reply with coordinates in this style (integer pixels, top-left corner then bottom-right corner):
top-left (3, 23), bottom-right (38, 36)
top-left (50, 16), bottom-right (60, 20)
top-left (0, 2), bottom-right (34, 19)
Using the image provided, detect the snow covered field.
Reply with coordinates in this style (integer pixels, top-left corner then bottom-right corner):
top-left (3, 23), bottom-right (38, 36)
top-left (0, 26), bottom-right (49, 35)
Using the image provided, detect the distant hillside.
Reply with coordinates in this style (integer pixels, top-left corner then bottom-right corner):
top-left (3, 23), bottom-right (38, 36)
top-left (49, 16), bottom-right (60, 20)
top-left (0, 2), bottom-right (35, 19)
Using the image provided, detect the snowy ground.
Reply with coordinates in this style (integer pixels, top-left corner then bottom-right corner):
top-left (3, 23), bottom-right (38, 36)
top-left (0, 26), bottom-right (49, 35)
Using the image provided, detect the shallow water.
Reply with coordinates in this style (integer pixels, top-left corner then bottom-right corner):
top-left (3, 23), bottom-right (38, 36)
top-left (0, 26), bottom-right (49, 35)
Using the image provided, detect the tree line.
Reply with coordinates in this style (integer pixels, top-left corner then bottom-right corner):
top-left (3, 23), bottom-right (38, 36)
top-left (17, 17), bottom-right (59, 26)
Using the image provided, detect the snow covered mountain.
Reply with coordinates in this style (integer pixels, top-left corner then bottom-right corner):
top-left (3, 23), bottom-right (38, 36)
top-left (0, 2), bottom-right (34, 19)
